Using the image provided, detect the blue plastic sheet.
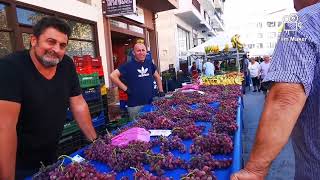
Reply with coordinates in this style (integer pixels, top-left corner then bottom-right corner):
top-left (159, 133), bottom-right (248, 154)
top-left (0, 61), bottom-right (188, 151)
top-left (27, 98), bottom-right (243, 180)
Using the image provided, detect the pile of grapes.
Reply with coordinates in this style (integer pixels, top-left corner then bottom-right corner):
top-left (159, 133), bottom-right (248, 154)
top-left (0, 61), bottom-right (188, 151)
top-left (190, 133), bottom-right (233, 155)
top-left (33, 84), bottom-right (241, 179)
top-left (121, 167), bottom-right (173, 180)
top-left (187, 153), bottom-right (233, 170)
top-left (84, 140), bottom-right (151, 171)
top-left (146, 152), bottom-right (186, 176)
top-left (181, 166), bottom-right (217, 180)
top-left (172, 124), bottom-right (205, 139)
top-left (33, 161), bottom-right (116, 180)
top-left (151, 136), bottom-right (186, 153)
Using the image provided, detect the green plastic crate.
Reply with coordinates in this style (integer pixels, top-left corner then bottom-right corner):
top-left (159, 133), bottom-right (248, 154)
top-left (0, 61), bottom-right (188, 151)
top-left (78, 73), bottom-right (100, 88)
top-left (62, 121), bottom-right (80, 137)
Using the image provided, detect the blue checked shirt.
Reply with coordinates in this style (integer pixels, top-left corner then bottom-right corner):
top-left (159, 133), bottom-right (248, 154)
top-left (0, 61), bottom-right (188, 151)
top-left (263, 3), bottom-right (320, 180)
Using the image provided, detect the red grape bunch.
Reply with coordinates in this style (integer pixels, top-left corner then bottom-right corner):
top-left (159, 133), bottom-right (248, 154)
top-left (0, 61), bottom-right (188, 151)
top-left (172, 124), bottom-right (205, 139)
top-left (190, 133), bottom-right (233, 155)
top-left (36, 161), bottom-right (116, 180)
top-left (85, 140), bottom-right (151, 171)
top-left (151, 136), bottom-right (186, 153)
top-left (146, 152), bottom-right (186, 176)
top-left (211, 121), bottom-right (238, 135)
top-left (187, 153), bottom-right (232, 170)
top-left (121, 167), bottom-right (173, 180)
top-left (181, 166), bottom-right (217, 180)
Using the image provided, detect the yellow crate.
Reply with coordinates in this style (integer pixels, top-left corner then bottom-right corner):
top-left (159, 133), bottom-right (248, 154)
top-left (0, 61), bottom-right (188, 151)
top-left (101, 85), bottom-right (108, 95)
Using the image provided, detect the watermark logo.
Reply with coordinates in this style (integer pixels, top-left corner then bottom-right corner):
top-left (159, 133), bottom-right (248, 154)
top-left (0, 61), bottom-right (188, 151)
top-left (283, 14), bottom-right (302, 32)
top-left (280, 14), bottom-right (306, 42)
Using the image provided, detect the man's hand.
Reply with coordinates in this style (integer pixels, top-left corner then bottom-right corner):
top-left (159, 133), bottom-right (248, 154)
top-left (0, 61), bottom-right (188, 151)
top-left (231, 169), bottom-right (264, 180)
top-left (125, 88), bottom-right (132, 96)
top-left (158, 91), bottom-right (165, 97)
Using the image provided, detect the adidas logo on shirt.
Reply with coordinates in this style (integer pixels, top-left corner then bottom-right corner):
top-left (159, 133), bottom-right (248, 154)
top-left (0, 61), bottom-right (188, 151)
top-left (137, 66), bottom-right (150, 77)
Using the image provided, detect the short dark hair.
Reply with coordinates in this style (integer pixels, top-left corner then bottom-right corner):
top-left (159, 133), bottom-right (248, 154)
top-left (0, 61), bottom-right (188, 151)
top-left (33, 16), bottom-right (72, 38)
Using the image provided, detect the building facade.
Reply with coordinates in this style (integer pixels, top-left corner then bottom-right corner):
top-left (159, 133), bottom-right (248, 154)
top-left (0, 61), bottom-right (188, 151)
top-left (227, 8), bottom-right (295, 57)
top-left (156, 0), bottom-right (226, 72)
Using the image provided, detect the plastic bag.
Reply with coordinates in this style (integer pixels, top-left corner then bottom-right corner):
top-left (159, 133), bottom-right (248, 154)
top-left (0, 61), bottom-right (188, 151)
top-left (111, 127), bottom-right (150, 146)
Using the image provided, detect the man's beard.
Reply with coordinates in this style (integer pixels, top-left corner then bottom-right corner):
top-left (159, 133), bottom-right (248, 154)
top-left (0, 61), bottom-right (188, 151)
top-left (35, 50), bottom-right (62, 68)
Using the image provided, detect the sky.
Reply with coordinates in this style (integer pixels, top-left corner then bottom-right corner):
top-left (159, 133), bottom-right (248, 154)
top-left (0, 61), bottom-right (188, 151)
top-left (224, 0), bottom-right (295, 29)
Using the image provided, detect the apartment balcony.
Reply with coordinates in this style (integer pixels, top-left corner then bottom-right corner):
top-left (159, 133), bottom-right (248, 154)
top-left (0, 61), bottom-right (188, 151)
top-left (137, 0), bottom-right (178, 13)
top-left (175, 0), bottom-right (205, 27)
top-left (211, 10), bottom-right (224, 31)
top-left (200, 0), bottom-right (215, 10)
top-left (214, 0), bottom-right (224, 13)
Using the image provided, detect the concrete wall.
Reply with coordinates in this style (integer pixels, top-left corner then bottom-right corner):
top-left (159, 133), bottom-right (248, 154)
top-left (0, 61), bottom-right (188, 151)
top-left (157, 10), bottom-right (202, 72)
top-left (17, 0), bottom-right (110, 86)
top-left (156, 10), bottom-right (177, 72)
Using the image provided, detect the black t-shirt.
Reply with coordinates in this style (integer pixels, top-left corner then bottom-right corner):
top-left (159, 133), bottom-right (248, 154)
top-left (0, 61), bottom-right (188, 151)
top-left (0, 50), bottom-right (81, 169)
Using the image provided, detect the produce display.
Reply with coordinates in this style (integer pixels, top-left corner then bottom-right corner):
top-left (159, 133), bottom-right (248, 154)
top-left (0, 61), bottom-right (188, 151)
top-left (231, 34), bottom-right (244, 52)
top-left (33, 84), bottom-right (242, 179)
top-left (201, 72), bottom-right (244, 86)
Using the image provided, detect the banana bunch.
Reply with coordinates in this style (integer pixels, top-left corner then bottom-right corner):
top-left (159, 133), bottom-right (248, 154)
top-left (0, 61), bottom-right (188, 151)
top-left (201, 73), bottom-right (244, 86)
top-left (231, 34), bottom-right (244, 52)
top-left (204, 45), bottom-right (220, 54)
top-left (223, 44), bottom-right (230, 52)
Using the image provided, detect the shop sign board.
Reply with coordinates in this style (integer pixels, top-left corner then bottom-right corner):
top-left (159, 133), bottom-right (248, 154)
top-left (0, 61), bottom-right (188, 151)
top-left (102, 0), bottom-right (136, 17)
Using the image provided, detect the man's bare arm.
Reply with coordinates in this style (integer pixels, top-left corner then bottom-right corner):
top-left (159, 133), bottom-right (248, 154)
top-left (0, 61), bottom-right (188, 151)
top-left (70, 95), bottom-right (97, 142)
top-left (109, 70), bottom-right (127, 91)
top-left (0, 100), bottom-right (21, 180)
top-left (153, 71), bottom-right (164, 92)
top-left (245, 83), bottom-right (307, 176)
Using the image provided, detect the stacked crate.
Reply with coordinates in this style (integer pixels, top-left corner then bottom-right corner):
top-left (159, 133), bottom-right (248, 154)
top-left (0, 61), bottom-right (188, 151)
top-left (57, 55), bottom-right (108, 156)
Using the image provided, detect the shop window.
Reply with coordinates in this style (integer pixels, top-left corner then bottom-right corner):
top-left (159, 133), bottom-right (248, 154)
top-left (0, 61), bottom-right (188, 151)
top-left (67, 20), bottom-right (94, 40)
top-left (256, 22), bottom-right (263, 28)
top-left (177, 26), bottom-right (190, 57)
top-left (0, 31), bottom-right (12, 57)
top-left (22, 33), bottom-right (32, 49)
top-left (67, 40), bottom-right (95, 57)
top-left (0, 4), bottom-right (9, 29)
top-left (268, 32), bottom-right (277, 38)
top-left (0, 3), bottom-right (12, 57)
top-left (256, 43), bottom-right (263, 49)
top-left (64, 20), bottom-right (96, 57)
top-left (267, 21), bottom-right (276, 27)
top-left (16, 7), bottom-right (46, 26)
top-left (247, 44), bottom-right (255, 49)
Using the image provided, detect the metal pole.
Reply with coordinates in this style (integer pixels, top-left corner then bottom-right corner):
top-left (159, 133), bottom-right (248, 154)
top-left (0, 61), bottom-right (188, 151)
top-left (236, 45), bottom-right (240, 73)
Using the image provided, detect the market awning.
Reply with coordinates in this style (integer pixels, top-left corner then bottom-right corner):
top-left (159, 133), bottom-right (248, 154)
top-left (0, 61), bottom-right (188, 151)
top-left (187, 34), bottom-right (232, 55)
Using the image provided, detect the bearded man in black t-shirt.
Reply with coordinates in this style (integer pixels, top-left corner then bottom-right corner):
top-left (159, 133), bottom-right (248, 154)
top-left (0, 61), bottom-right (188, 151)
top-left (0, 17), bottom-right (97, 180)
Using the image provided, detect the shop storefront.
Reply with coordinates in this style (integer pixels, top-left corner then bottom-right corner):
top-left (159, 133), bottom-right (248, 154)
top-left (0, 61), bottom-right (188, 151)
top-left (102, 0), bottom-right (178, 120)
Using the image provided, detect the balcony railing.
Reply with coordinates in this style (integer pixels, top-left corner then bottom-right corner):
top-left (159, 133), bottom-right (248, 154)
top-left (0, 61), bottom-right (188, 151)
top-left (192, 0), bottom-right (201, 13)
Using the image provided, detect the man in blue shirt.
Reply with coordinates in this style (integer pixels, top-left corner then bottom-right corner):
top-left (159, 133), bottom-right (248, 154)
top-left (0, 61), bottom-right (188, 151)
top-left (110, 43), bottom-right (164, 120)
top-left (232, 0), bottom-right (320, 179)
top-left (202, 60), bottom-right (215, 76)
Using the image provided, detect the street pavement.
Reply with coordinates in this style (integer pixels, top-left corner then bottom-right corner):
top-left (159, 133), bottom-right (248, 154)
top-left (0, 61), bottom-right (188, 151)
top-left (242, 91), bottom-right (295, 180)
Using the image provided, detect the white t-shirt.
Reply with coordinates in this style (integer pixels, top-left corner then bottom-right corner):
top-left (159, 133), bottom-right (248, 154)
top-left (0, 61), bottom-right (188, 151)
top-left (248, 62), bottom-right (261, 77)
top-left (203, 62), bottom-right (215, 76)
top-left (260, 61), bottom-right (271, 79)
